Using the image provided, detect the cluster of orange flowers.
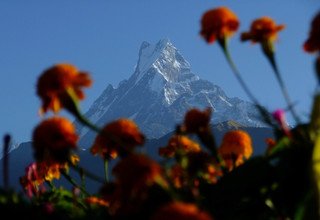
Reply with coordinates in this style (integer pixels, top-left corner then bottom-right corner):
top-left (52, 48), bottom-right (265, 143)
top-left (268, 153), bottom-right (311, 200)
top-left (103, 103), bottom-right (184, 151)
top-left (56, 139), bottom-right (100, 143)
top-left (13, 6), bottom-right (320, 220)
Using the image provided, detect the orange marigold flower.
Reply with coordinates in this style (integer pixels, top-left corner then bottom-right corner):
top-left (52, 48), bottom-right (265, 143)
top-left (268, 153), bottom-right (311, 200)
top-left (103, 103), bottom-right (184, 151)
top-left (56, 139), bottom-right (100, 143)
top-left (304, 11), bottom-right (320, 53)
top-left (168, 164), bottom-right (185, 188)
top-left (200, 7), bottom-right (239, 44)
top-left (241, 16), bottom-right (285, 43)
top-left (112, 154), bottom-right (165, 192)
top-left (90, 118), bottom-right (145, 159)
top-left (159, 135), bottom-right (201, 158)
top-left (218, 130), bottom-right (253, 171)
top-left (187, 151), bottom-right (223, 184)
top-left (37, 63), bottom-right (92, 114)
top-left (151, 201), bottom-right (214, 220)
top-left (32, 117), bottom-right (78, 164)
top-left (183, 108), bottom-right (212, 133)
top-left (85, 196), bottom-right (109, 207)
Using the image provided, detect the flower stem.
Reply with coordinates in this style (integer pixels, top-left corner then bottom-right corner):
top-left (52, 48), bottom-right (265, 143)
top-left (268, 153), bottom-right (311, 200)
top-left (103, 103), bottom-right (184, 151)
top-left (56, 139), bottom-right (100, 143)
top-left (3, 134), bottom-right (10, 190)
top-left (64, 88), bottom-right (102, 133)
top-left (264, 48), bottom-right (301, 124)
top-left (61, 169), bottom-right (90, 196)
top-left (218, 38), bottom-right (275, 127)
top-left (69, 163), bottom-right (105, 184)
top-left (104, 159), bottom-right (109, 182)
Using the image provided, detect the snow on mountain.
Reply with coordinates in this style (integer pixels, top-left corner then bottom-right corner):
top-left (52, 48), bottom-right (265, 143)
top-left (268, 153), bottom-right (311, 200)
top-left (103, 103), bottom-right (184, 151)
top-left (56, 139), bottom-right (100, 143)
top-left (75, 39), bottom-right (268, 148)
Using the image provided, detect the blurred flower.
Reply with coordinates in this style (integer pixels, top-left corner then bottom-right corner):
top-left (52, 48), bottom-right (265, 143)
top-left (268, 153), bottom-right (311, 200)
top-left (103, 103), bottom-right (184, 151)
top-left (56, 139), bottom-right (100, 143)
top-left (218, 130), bottom-right (253, 171)
top-left (37, 63), bottom-right (92, 114)
top-left (90, 118), bottom-right (145, 159)
top-left (304, 11), bottom-right (320, 53)
top-left (85, 196), bottom-right (109, 207)
top-left (272, 109), bottom-right (292, 137)
top-left (112, 154), bottom-right (166, 193)
top-left (183, 108), bottom-right (212, 133)
top-left (241, 16), bottom-right (285, 57)
top-left (168, 164), bottom-right (185, 188)
top-left (159, 135), bottom-right (201, 158)
top-left (20, 162), bottom-right (65, 198)
top-left (151, 201), bottom-right (213, 220)
top-left (32, 117), bottom-right (78, 164)
top-left (44, 162), bottom-right (68, 182)
top-left (241, 17), bottom-right (285, 44)
top-left (20, 162), bottom-right (45, 198)
top-left (187, 151), bottom-right (222, 184)
top-left (70, 154), bottom-right (80, 165)
top-left (200, 7), bottom-right (239, 44)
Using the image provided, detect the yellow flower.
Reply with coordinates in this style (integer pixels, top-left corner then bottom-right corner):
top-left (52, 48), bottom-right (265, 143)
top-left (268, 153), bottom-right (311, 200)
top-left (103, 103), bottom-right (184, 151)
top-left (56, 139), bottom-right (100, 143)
top-left (90, 118), bottom-right (145, 159)
top-left (32, 117), bottom-right (78, 164)
top-left (151, 201), bottom-right (214, 220)
top-left (159, 135), bottom-right (201, 158)
top-left (304, 11), bottom-right (320, 53)
top-left (241, 17), bottom-right (285, 43)
top-left (200, 7), bottom-right (239, 44)
top-left (218, 130), bottom-right (253, 171)
top-left (36, 63), bottom-right (92, 114)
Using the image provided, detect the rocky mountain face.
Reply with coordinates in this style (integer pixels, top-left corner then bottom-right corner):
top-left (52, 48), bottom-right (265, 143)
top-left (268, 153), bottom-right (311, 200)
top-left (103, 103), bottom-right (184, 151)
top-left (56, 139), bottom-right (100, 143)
top-left (75, 39), bottom-right (267, 148)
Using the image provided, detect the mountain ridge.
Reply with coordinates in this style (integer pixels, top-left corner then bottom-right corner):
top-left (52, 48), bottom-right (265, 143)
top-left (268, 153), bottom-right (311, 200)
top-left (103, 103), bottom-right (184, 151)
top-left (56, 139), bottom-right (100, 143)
top-left (75, 39), bottom-right (268, 148)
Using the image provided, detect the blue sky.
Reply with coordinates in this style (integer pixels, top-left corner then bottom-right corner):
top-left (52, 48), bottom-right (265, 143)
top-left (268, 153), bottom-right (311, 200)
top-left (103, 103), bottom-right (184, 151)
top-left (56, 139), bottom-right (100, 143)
top-left (0, 1), bottom-right (319, 143)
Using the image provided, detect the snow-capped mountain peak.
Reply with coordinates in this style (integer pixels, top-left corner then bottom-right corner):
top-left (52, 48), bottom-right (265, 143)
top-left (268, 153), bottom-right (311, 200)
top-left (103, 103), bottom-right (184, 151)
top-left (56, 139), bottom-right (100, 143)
top-left (75, 39), bottom-right (268, 147)
top-left (132, 39), bottom-right (191, 84)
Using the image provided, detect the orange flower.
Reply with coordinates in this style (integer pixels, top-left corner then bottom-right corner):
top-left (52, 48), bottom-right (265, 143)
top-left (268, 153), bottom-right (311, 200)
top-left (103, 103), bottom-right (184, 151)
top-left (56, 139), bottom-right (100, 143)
top-left (85, 196), bottom-right (109, 207)
top-left (304, 11), bottom-right (320, 53)
top-left (187, 151), bottom-right (222, 184)
top-left (168, 164), bottom-right (185, 188)
top-left (112, 154), bottom-right (165, 192)
top-left (200, 7), bottom-right (239, 44)
top-left (151, 201), bottom-right (213, 220)
top-left (36, 63), bottom-right (92, 114)
top-left (32, 117), bottom-right (78, 163)
top-left (159, 135), bottom-right (201, 158)
top-left (183, 108), bottom-right (212, 133)
top-left (90, 118), bottom-right (145, 159)
top-left (241, 17), bottom-right (285, 43)
top-left (218, 130), bottom-right (253, 171)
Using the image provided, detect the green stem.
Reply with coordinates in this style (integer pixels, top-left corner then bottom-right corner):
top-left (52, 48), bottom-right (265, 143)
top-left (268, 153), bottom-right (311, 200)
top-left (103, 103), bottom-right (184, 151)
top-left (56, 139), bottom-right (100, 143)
top-left (218, 38), bottom-right (275, 127)
top-left (64, 88), bottom-right (102, 133)
top-left (264, 47), bottom-right (301, 124)
top-left (197, 130), bottom-right (220, 163)
top-left (61, 169), bottom-right (90, 196)
top-left (104, 159), bottom-right (109, 182)
top-left (79, 167), bottom-right (86, 198)
top-left (69, 163), bottom-right (105, 184)
top-left (45, 180), bottom-right (56, 191)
